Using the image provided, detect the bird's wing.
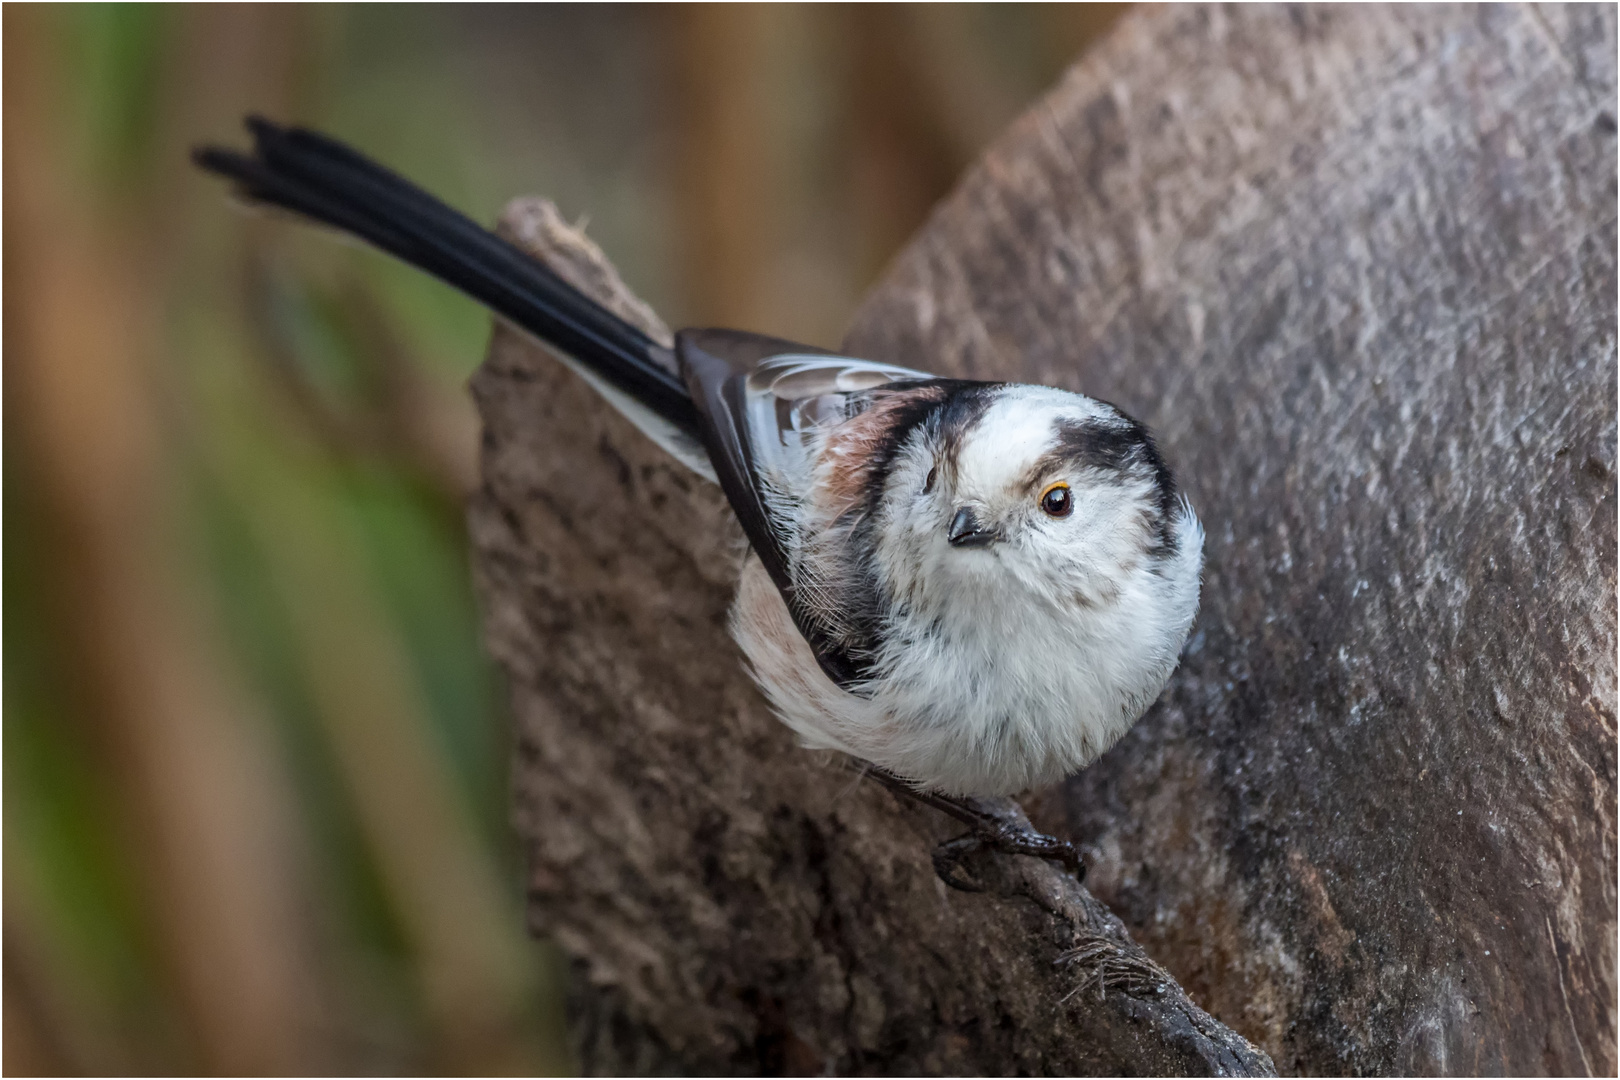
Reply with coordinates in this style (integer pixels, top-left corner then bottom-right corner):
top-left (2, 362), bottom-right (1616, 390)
top-left (677, 329), bottom-right (933, 688)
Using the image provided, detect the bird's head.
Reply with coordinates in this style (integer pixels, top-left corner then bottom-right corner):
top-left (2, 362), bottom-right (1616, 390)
top-left (874, 384), bottom-right (1197, 617)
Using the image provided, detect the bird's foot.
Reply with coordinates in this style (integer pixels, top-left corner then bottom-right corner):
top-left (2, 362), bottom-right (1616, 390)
top-left (967, 818), bottom-right (1086, 877)
top-left (930, 819), bottom-right (1087, 892)
top-left (864, 766), bottom-right (1086, 888)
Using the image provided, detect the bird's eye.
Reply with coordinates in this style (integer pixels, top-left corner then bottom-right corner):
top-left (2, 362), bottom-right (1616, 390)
top-left (1039, 481), bottom-right (1072, 518)
top-left (924, 465), bottom-right (938, 494)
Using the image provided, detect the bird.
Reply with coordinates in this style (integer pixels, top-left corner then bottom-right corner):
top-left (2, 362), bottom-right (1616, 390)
top-left (194, 117), bottom-right (1204, 880)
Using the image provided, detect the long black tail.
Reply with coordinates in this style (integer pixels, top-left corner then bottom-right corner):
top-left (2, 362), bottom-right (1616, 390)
top-left (194, 116), bottom-right (700, 437)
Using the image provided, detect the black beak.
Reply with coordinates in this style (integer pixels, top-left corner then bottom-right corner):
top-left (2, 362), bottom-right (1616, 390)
top-left (948, 507), bottom-right (999, 548)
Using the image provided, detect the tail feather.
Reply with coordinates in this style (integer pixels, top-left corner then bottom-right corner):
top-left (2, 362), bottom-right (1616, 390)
top-left (194, 117), bottom-right (703, 444)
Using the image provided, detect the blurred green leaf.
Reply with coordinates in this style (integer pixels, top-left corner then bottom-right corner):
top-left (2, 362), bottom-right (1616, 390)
top-left (186, 454), bottom-right (414, 969)
top-left (3, 450), bottom-right (173, 1068)
top-left (57, 3), bottom-right (172, 196)
top-left (342, 470), bottom-right (511, 851)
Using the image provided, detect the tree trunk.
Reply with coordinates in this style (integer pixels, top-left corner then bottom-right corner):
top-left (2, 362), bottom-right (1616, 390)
top-left (470, 4), bottom-right (1615, 1074)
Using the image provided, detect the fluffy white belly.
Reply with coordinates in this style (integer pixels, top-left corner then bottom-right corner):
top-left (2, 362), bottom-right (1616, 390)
top-left (729, 555), bottom-right (1181, 796)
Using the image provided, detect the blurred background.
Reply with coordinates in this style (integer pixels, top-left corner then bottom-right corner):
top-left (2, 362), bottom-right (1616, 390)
top-left (4, 4), bottom-right (1123, 1074)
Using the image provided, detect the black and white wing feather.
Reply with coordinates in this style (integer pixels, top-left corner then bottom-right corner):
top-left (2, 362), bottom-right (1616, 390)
top-left (677, 329), bottom-right (934, 687)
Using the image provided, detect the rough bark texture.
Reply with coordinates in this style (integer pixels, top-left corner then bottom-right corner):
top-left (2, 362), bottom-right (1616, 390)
top-left (845, 4), bottom-right (1618, 1076)
top-left (470, 4), bottom-right (1616, 1075)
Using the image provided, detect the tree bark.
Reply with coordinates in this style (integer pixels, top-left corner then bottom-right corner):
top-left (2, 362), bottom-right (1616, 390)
top-left (847, 4), bottom-right (1617, 1075)
top-left (471, 4), bottom-right (1615, 1075)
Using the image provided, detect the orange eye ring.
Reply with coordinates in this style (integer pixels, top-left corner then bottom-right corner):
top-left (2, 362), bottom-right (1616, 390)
top-left (1038, 481), bottom-right (1073, 518)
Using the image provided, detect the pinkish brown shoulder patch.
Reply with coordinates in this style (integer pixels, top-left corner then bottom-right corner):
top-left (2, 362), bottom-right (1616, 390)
top-left (812, 385), bottom-right (947, 520)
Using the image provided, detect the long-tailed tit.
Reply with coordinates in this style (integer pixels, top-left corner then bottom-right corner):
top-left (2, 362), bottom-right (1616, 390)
top-left (196, 119), bottom-right (1204, 878)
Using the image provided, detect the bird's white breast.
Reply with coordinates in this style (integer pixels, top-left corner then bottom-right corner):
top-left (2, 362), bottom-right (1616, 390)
top-left (730, 501), bottom-right (1203, 796)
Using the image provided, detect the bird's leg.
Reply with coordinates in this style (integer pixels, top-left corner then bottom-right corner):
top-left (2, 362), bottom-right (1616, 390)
top-left (863, 767), bottom-right (1086, 884)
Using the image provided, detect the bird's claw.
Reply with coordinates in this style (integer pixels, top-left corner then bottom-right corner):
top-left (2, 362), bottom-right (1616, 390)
top-left (980, 821), bottom-right (1086, 879)
top-left (864, 765), bottom-right (1086, 887)
top-left (932, 825), bottom-right (1086, 892)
